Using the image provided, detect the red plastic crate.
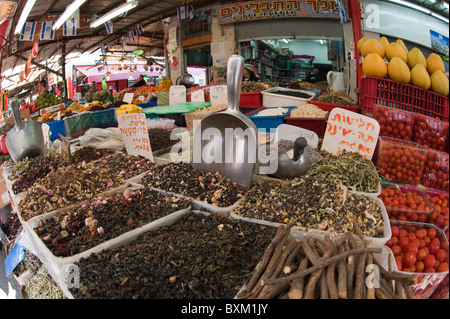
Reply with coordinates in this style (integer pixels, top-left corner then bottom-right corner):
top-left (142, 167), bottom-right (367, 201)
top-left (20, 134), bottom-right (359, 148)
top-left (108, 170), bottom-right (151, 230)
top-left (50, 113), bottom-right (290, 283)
top-left (309, 100), bottom-right (360, 113)
top-left (239, 92), bottom-right (262, 107)
top-left (360, 77), bottom-right (449, 122)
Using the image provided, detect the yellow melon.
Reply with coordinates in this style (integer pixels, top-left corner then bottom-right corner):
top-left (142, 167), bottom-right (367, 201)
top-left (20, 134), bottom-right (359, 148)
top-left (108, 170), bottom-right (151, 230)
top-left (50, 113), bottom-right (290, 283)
top-left (357, 37), bottom-right (368, 52)
top-left (427, 53), bottom-right (446, 75)
top-left (410, 64), bottom-right (431, 90)
top-left (407, 48), bottom-right (427, 70)
top-left (379, 37), bottom-right (390, 49)
top-left (362, 53), bottom-right (388, 78)
top-left (361, 38), bottom-right (385, 58)
top-left (385, 42), bottom-right (408, 63)
top-left (396, 39), bottom-right (408, 54)
top-left (388, 57), bottom-right (411, 83)
top-left (430, 70), bottom-right (449, 96)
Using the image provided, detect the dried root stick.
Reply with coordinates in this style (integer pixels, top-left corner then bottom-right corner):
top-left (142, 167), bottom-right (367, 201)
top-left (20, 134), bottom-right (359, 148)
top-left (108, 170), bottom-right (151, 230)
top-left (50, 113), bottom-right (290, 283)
top-left (288, 257), bottom-right (309, 299)
top-left (337, 245), bottom-right (348, 299)
top-left (320, 271), bottom-right (329, 299)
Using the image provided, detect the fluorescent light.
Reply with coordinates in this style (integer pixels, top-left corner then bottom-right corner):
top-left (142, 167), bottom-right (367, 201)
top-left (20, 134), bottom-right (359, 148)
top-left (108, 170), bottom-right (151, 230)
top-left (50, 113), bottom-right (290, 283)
top-left (389, 0), bottom-right (431, 14)
top-left (443, 1), bottom-right (449, 9)
top-left (431, 11), bottom-right (449, 23)
top-left (53, 0), bottom-right (86, 30)
top-left (282, 39), bottom-right (288, 44)
top-left (90, 1), bottom-right (138, 28)
top-left (14, 0), bottom-right (37, 35)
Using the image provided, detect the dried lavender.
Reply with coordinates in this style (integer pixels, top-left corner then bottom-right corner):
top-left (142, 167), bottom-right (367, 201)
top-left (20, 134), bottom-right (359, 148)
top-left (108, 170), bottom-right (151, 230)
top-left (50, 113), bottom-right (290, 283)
top-left (70, 212), bottom-right (277, 299)
top-left (34, 188), bottom-right (190, 257)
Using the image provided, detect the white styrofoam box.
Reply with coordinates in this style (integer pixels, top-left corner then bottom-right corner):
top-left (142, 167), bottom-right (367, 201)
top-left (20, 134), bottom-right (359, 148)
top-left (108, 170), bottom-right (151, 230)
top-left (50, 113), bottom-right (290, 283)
top-left (24, 188), bottom-right (192, 299)
top-left (262, 87), bottom-right (316, 108)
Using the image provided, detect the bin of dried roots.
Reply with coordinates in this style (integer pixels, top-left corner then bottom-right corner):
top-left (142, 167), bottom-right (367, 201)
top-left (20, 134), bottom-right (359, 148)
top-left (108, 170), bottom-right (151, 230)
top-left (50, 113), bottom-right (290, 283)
top-left (237, 223), bottom-right (416, 299)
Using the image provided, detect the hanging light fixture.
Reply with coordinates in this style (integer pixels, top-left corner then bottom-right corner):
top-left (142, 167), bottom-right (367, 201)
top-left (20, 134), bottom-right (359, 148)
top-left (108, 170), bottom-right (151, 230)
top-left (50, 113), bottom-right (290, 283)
top-left (14, 0), bottom-right (37, 35)
top-left (53, 0), bottom-right (87, 30)
top-left (90, 0), bottom-right (138, 28)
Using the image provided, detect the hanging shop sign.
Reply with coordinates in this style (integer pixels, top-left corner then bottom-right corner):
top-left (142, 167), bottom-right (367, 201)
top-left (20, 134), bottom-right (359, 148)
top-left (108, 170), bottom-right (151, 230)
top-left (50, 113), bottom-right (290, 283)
top-left (218, 0), bottom-right (340, 24)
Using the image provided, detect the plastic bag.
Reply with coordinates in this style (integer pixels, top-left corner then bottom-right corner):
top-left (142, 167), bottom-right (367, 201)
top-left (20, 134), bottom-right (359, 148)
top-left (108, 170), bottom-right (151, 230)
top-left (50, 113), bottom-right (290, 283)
top-left (413, 114), bottom-right (449, 152)
top-left (78, 127), bottom-right (124, 151)
top-left (373, 105), bottom-right (414, 141)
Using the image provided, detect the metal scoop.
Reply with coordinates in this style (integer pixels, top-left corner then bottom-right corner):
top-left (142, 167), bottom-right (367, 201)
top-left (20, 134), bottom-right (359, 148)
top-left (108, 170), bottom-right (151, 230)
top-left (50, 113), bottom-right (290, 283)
top-left (5, 100), bottom-right (45, 163)
top-left (271, 137), bottom-right (311, 179)
top-left (192, 55), bottom-right (258, 190)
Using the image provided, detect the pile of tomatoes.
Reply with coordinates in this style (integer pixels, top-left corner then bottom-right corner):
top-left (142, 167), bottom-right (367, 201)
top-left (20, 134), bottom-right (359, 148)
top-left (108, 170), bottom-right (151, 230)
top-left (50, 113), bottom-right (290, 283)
top-left (426, 191), bottom-right (449, 230)
top-left (377, 138), bottom-right (426, 185)
top-left (374, 106), bottom-right (414, 141)
top-left (422, 150), bottom-right (449, 191)
top-left (413, 115), bottom-right (449, 152)
top-left (386, 223), bottom-right (449, 274)
top-left (380, 187), bottom-right (431, 223)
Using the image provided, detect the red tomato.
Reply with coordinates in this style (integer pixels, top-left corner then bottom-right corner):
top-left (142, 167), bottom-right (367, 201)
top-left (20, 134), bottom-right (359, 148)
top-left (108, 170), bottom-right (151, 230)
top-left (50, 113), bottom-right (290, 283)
top-left (424, 254), bottom-right (436, 269)
top-left (385, 238), bottom-right (393, 248)
top-left (391, 226), bottom-right (400, 238)
top-left (428, 238), bottom-right (441, 254)
top-left (415, 261), bottom-right (425, 273)
top-left (398, 236), bottom-right (410, 250)
top-left (423, 236), bottom-right (431, 246)
top-left (402, 252), bottom-right (417, 267)
top-left (424, 268), bottom-right (436, 273)
top-left (391, 236), bottom-right (399, 246)
top-left (407, 233), bottom-right (416, 241)
top-left (404, 242), bottom-right (419, 255)
top-left (399, 229), bottom-right (408, 238)
top-left (391, 245), bottom-right (403, 256)
top-left (428, 228), bottom-right (437, 239)
top-left (415, 229), bottom-right (426, 240)
top-left (417, 248), bottom-right (428, 261)
top-left (435, 249), bottom-right (447, 263)
top-left (437, 262), bottom-right (449, 272)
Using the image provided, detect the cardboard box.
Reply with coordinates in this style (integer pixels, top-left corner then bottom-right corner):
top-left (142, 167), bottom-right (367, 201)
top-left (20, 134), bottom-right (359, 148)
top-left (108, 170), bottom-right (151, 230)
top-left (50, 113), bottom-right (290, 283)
top-left (0, 178), bottom-right (11, 209)
top-left (4, 108), bottom-right (31, 126)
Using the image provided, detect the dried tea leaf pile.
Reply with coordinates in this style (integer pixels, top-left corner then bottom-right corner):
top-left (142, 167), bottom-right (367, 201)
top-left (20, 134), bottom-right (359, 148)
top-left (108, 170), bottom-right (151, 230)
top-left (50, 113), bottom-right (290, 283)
top-left (70, 212), bottom-right (277, 299)
top-left (234, 176), bottom-right (385, 238)
top-left (142, 162), bottom-right (245, 207)
top-left (89, 152), bottom-right (154, 179)
top-left (34, 188), bottom-right (191, 257)
top-left (309, 150), bottom-right (380, 193)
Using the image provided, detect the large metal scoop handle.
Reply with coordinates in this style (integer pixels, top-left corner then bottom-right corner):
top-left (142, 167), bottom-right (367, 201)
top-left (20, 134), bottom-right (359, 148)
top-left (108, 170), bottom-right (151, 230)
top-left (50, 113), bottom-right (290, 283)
top-left (227, 55), bottom-right (244, 113)
top-left (11, 100), bottom-right (24, 130)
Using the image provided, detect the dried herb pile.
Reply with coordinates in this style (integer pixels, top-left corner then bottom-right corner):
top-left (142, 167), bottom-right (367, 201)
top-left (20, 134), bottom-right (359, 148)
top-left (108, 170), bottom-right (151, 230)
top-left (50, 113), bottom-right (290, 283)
top-left (11, 153), bottom-right (69, 194)
top-left (148, 129), bottom-right (178, 152)
top-left (70, 212), bottom-right (277, 299)
top-left (70, 147), bottom-right (115, 164)
top-left (89, 153), bottom-right (153, 179)
top-left (19, 164), bottom-right (124, 221)
top-left (308, 150), bottom-right (380, 193)
top-left (238, 225), bottom-right (415, 299)
top-left (141, 162), bottom-right (245, 207)
top-left (34, 188), bottom-right (190, 257)
top-left (234, 176), bottom-right (384, 238)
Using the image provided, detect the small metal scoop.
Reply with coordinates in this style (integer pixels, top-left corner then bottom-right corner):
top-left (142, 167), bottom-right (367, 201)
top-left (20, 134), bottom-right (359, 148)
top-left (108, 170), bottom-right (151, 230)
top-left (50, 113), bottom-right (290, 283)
top-left (271, 137), bottom-right (311, 179)
top-left (5, 100), bottom-right (45, 163)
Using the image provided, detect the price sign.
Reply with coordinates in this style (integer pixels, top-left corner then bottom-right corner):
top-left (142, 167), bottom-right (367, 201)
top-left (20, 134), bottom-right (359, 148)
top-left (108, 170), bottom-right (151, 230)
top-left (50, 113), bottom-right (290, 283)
top-left (321, 108), bottom-right (380, 160)
top-left (169, 85), bottom-right (186, 105)
top-left (276, 124), bottom-right (319, 148)
top-left (123, 93), bottom-right (134, 104)
top-left (118, 113), bottom-right (154, 161)
top-left (210, 85), bottom-right (228, 106)
top-left (191, 89), bottom-right (205, 102)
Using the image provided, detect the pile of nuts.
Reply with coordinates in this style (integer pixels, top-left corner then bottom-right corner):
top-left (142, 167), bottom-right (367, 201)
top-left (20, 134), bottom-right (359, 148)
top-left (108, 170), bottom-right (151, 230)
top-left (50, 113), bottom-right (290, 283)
top-left (290, 104), bottom-right (329, 118)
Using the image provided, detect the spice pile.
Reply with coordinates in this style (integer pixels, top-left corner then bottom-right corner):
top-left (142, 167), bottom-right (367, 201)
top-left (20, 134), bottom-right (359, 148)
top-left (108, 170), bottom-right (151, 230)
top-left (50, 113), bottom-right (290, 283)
top-left (19, 164), bottom-right (124, 221)
top-left (70, 212), bottom-right (277, 299)
top-left (290, 104), bottom-right (329, 118)
top-left (253, 107), bottom-right (290, 117)
top-left (70, 147), bottom-right (115, 164)
top-left (10, 153), bottom-right (69, 194)
top-left (316, 93), bottom-right (356, 107)
top-left (308, 150), bottom-right (380, 193)
top-left (148, 129), bottom-right (179, 152)
top-left (238, 225), bottom-right (415, 299)
top-left (141, 162), bottom-right (245, 207)
top-left (255, 140), bottom-right (294, 172)
top-left (269, 90), bottom-right (313, 99)
top-left (241, 81), bottom-right (273, 93)
top-left (34, 188), bottom-right (190, 257)
top-left (234, 176), bottom-right (385, 238)
top-left (89, 153), bottom-right (153, 179)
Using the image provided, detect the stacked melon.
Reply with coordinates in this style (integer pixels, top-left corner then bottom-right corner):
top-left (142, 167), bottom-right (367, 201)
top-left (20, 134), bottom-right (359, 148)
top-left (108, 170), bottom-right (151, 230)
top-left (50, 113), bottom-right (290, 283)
top-left (358, 36), bottom-right (448, 96)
